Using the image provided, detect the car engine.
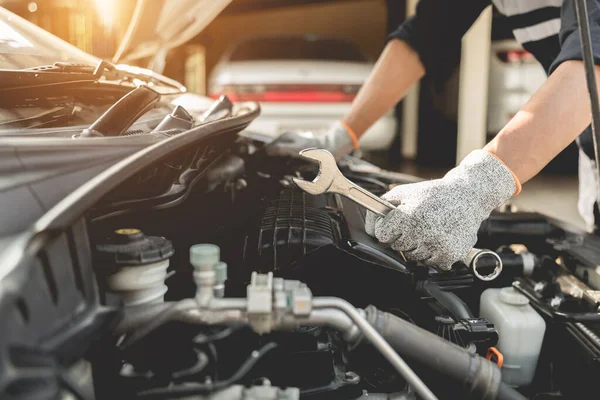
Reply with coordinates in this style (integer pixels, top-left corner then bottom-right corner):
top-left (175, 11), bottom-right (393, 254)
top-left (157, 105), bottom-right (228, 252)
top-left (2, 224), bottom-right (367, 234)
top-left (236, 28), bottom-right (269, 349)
top-left (3, 105), bottom-right (600, 400)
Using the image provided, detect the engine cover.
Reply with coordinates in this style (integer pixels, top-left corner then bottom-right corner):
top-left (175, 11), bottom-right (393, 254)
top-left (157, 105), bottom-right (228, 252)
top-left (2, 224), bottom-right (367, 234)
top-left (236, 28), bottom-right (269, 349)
top-left (244, 188), bottom-right (411, 273)
top-left (241, 188), bottom-right (424, 309)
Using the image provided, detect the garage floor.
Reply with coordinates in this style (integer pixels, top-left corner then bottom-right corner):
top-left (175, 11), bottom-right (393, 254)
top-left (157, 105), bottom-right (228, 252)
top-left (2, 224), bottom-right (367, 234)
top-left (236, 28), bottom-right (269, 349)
top-left (512, 173), bottom-right (584, 228)
top-left (395, 162), bottom-right (585, 229)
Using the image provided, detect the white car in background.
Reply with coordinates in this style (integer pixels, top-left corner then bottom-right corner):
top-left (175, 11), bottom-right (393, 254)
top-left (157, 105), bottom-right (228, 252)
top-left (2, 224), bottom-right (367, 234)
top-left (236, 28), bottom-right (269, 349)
top-left (209, 34), bottom-right (397, 151)
top-left (487, 39), bottom-right (547, 135)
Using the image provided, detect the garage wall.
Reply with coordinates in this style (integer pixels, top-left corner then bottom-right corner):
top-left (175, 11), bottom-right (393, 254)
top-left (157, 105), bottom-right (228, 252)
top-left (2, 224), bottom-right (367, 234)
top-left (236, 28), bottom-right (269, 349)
top-left (195, 0), bottom-right (388, 91)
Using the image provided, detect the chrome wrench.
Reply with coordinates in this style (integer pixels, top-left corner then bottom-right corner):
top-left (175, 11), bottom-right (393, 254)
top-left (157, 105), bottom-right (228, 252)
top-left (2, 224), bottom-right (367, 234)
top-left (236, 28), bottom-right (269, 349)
top-left (292, 148), bottom-right (502, 281)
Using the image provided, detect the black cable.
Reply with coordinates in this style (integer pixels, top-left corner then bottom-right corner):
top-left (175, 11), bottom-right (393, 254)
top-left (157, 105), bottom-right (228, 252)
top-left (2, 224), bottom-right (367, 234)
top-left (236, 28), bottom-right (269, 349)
top-left (135, 342), bottom-right (278, 398)
top-left (575, 0), bottom-right (600, 200)
top-left (208, 342), bottom-right (219, 381)
top-left (171, 350), bottom-right (209, 380)
top-left (193, 326), bottom-right (248, 381)
top-left (192, 325), bottom-right (246, 345)
top-left (421, 280), bottom-right (474, 320)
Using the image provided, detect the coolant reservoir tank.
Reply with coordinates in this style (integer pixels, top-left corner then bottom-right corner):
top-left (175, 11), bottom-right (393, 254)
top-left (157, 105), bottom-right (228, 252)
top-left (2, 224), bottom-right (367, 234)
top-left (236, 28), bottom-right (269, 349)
top-left (95, 229), bottom-right (174, 306)
top-left (480, 287), bottom-right (546, 387)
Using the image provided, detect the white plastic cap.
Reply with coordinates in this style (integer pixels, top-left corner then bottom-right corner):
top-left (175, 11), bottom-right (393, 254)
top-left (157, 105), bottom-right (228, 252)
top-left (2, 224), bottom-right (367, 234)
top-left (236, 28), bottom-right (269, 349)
top-left (190, 244), bottom-right (220, 267)
top-left (214, 261), bottom-right (228, 282)
top-left (499, 287), bottom-right (529, 306)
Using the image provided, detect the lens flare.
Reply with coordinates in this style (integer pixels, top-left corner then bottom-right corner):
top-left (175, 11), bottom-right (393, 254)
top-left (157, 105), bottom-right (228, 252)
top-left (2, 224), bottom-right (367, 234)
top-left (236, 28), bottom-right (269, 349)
top-left (93, 0), bottom-right (117, 29)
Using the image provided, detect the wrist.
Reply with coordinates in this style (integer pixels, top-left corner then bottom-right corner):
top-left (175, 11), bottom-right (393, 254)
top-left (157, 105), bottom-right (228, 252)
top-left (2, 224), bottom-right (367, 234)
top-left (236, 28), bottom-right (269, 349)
top-left (338, 120), bottom-right (360, 150)
top-left (483, 150), bottom-right (522, 195)
top-left (449, 150), bottom-right (518, 210)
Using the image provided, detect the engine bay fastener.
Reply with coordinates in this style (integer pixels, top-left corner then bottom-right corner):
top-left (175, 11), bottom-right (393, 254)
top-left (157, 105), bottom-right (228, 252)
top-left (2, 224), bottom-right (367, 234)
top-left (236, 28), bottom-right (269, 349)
top-left (344, 371), bottom-right (360, 383)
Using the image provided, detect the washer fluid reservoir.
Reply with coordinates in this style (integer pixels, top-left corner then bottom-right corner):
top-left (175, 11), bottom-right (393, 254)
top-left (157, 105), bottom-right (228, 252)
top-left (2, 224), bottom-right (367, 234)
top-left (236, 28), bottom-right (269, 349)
top-left (480, 287), bottom-right (546, 387)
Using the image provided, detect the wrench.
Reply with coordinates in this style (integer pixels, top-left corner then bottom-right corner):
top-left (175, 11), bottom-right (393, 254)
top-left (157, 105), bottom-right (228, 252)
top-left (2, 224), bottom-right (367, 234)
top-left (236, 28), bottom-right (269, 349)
top-left (292, 148), bottom-right (502, 281)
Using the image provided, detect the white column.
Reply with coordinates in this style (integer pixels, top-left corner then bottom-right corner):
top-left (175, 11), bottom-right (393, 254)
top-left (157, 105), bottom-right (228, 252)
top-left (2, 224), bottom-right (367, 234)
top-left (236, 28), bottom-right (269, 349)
top-left (401, 0), bottom-right (419, 160)
top-left (456, 6), bottom-right (493, 163)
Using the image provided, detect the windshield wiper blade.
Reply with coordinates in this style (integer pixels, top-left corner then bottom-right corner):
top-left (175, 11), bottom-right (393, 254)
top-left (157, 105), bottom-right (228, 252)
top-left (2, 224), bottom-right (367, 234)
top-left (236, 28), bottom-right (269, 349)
top-left (24, 60), bottom-right (115, 75)
top-left (0, 60), bottom-right (115, 90)
top-left (0, 60), bottom-right (183, 94)
top-left (0, 106), bottom-right (76, 130)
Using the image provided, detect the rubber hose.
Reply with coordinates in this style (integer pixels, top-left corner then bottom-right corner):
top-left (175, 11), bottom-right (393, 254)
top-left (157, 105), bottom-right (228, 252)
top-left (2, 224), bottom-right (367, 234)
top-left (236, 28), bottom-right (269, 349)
top-left (421, 280), bottom-right (474, 320)
top-left (497, 382), bottom-right (527, 400)
top-left (364, 305), bottom-right (502, 400)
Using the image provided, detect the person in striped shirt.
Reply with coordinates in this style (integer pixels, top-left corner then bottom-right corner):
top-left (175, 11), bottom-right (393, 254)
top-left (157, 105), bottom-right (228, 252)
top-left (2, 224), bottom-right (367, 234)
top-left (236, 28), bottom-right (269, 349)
top-left (268, 0), bottom-right (600, 270)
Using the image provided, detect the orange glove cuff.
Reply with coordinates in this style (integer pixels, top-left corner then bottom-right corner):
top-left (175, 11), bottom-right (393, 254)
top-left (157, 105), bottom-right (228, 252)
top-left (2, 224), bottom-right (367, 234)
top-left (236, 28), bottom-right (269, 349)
top-left (339, 120), bottom-right (360, 150)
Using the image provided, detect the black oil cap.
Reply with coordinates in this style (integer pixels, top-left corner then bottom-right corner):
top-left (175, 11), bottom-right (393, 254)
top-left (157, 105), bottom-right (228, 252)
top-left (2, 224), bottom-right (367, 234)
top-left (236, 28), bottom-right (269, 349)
top-left (95, 228), bottom-right (174, 267)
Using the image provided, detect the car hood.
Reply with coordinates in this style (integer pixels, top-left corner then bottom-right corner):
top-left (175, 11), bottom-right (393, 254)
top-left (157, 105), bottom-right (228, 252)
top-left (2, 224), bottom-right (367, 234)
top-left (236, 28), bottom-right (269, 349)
top-left (113, 0), bottom-right (231, 73)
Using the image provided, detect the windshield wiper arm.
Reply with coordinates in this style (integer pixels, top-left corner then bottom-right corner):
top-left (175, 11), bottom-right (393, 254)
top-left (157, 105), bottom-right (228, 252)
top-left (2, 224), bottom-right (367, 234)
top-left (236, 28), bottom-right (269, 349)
top-left (79, 85), bottom-right (161, 137)
top-left (24, 60), bottom-right (116, 75)
top-left (0, 60), bottom-right (117, 91)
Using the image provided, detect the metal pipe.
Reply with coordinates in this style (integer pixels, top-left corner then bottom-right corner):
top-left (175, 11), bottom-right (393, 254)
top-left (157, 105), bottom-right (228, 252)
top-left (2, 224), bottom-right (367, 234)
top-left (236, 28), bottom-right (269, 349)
top-left (278, 309), bottom-right (360, 342)
top-left (177, 308), bottom-right (248, 326)
top-left (312, 297), bottom-right (438, 400)
top-left (118, 298), bottom-right (250, 349)
top-left (115, 297), bottom-right (248, 336)
top-left (209, 298), bottom-right (247, 310)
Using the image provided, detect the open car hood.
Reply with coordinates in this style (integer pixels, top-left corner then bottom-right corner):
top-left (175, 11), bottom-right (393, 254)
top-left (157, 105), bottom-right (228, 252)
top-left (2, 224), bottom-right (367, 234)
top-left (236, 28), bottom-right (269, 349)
top-left (113, 0), bottom-right (231, 73)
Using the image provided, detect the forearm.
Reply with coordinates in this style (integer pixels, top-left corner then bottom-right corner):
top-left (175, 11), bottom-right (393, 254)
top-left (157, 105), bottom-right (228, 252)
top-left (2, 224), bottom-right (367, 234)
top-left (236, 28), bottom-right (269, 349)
top-left (343, 40), bottom-right (425, 137)
top-left (485, 60), bottom-right (600, 184)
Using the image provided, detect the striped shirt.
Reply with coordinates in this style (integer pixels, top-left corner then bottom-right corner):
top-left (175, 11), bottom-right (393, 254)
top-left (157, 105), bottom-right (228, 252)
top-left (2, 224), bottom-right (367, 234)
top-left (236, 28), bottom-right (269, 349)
top-left (492, 0), bottom-right (563, 71)
top-left (390, 0), bottom-right (600, 159)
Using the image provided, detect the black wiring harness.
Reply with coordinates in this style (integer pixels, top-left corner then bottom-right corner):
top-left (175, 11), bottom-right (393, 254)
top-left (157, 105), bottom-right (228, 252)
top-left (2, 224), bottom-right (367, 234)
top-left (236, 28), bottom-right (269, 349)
top-left (135, 342), bottom-right (279, 399)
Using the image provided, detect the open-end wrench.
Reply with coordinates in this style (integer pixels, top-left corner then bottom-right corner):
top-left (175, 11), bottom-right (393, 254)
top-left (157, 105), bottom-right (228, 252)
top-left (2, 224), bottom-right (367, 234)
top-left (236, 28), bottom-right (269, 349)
top-left (292, 148), bottom-right (502, 281)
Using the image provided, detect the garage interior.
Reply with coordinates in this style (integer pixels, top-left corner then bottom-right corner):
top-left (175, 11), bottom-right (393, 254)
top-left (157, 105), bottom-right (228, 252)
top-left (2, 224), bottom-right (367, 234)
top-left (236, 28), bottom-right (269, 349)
top-left (4, 0), bottom-right (583, 227)
top-left (3, 3), bottom-right (600, 399)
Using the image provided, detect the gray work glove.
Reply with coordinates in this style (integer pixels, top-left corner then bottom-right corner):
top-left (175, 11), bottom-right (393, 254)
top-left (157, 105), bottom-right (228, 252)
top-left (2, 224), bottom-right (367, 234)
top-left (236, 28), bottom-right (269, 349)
top-left (365, 150), bottom-right (518, 270)
top-left (265, 121), bottom-right (357, 160)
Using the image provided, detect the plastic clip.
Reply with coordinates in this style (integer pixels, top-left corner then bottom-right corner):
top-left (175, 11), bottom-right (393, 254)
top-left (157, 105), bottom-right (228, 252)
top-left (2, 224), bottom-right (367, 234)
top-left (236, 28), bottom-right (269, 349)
top-left (486, 347), bottom-right (504, 368)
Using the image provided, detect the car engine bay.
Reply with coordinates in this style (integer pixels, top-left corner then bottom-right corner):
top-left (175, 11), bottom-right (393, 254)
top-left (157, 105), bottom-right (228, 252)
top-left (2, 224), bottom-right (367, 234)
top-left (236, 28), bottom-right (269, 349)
top-left (2, 101), bottom-right (600, 400)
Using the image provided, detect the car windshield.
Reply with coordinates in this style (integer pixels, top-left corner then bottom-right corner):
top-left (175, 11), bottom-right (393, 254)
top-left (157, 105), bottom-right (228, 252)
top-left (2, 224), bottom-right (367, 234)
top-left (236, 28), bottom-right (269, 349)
top-left (229, 36), bottom-right (369, 62)
top-left (0, 6), bottom-right (98, 70)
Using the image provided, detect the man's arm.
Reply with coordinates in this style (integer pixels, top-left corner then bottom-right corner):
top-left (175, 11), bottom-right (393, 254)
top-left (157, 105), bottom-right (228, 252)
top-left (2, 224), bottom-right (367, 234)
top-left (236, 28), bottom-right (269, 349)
top-left (266, 0), bottom-right (490, 158)
top-left (263, 41), bottom-right (423, 159)
top-left (485, 60), bottom-right (600, 184)
top-left (367, 0), bottom-right (600, 269)
top-left (367, 59), bottom-right (600, 269)
top-left (486, 0), bottom-right (600, 184)
top-left (343, 40), bottom-right (425, 137)
top-left (345, 0), bottom-right (491, 139)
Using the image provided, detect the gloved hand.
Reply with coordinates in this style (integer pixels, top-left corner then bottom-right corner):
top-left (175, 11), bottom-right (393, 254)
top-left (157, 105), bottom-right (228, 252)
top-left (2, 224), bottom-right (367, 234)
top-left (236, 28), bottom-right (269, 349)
top-left (365, 150), bottom-right (519, 270)
top-left (265, 121), bottom-right (359, 160)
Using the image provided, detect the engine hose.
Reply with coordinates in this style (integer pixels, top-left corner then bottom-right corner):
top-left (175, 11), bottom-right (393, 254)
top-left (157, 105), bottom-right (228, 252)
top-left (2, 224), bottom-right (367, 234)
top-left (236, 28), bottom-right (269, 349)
top-left (419, 280), bottom-right (474, 320)
top-left (497, 382), bottom-right (527, 400)
top-left (363, 305), bottom-right (503, 400)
